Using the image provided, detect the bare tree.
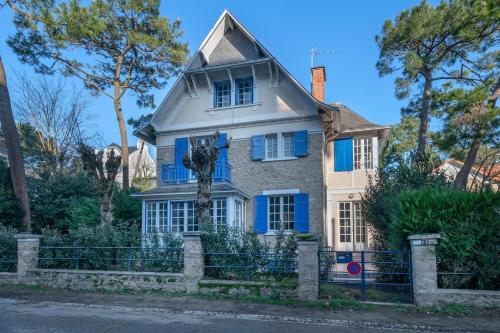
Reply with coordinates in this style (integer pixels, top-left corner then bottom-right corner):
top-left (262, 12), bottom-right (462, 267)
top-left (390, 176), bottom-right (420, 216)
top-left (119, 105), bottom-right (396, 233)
top-left (183, 131), bottom-right (229, 227)
top-left (79, 143), bottom-right (121, 225)
top-left (0, 56), bottom-right (31, 232)
top-left (13, 73), bottom-right (94, 174)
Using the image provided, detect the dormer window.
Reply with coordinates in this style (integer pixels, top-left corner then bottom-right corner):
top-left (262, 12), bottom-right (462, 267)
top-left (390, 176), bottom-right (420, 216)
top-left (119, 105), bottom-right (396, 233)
top-left (214, 80), bottom-right (231, 108)
top-left (236, 77), bottom-right (253, 105)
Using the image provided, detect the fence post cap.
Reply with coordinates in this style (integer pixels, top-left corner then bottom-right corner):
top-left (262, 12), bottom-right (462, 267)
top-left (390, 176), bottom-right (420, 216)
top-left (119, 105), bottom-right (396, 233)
top-left (14, 233), bottom-right (42, 240)
top-left (407, 233), bottom-right (441, 241)
top-left (297, 234), bottom-right (318, 243)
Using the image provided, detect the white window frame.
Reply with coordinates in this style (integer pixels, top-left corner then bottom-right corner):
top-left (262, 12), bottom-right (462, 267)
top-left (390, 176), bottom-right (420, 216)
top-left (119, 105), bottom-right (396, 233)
top-left (214, 80), bottom-right (231, 108)
top-left (353, 138), bottom-right (373, 170)
top-left (234, 199), bottom-right (244, 233)
top-left (211, 198), bottom-right (227, 230)
top-left (144, 200), bottom-right (198, 234)
top-left (338, 201), bottom-right (366, 244)
top-left (263, 133), bottom-right (297, 161)
top-left (265, 134), bottom-right (278, 159)
top-left (267, 195), bottom-right (295, 232)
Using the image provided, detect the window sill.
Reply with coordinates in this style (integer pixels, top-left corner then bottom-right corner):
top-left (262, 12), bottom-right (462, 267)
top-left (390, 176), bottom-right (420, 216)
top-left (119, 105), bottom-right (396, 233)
top-left (206, 102), bottom-right (262, 112)
top-left (262, 157), bottom-right (298, 162)
top-left (265, 231), bottom-right (294, 236)
top-left (331, 168), bottom-right (374, 173)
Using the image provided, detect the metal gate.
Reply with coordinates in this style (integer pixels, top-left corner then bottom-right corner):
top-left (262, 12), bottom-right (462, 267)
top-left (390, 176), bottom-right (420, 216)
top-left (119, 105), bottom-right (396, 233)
top-left (318, 249), bottom-right (413, 303)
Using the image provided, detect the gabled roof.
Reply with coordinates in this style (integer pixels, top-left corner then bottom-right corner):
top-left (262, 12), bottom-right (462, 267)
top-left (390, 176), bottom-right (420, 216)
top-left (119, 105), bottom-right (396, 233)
top-left (447, 159), bottom-right (500, 183)
top-left (135, 10), bottom-right (338, 144)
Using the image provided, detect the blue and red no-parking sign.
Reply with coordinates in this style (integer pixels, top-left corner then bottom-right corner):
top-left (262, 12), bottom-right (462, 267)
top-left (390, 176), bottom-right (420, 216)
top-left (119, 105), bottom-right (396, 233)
top-left (346, 261), bottom-right (362, 275)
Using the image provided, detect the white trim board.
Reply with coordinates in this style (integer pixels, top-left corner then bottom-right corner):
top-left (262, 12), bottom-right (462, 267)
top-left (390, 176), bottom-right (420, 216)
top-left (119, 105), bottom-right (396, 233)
top-left (262, 189), bottom-right (300, 195)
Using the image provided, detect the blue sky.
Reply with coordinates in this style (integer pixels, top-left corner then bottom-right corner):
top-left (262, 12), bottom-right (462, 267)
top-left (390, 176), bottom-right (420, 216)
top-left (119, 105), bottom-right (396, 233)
top-left (0, 0), bottom-right (431, 149)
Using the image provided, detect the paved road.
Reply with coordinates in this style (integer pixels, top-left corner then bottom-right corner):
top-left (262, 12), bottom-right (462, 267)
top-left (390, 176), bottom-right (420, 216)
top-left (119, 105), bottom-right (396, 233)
top-left (0, 297), bottom-right (484, 333)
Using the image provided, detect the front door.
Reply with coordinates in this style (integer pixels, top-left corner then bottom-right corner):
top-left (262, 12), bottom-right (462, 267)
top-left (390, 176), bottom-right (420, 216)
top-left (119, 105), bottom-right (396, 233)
top-left (337, 201), bottom-right (367, 252)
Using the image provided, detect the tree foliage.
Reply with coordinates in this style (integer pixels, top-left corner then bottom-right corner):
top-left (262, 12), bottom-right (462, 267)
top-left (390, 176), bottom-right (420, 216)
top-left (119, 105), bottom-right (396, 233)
top-left (5, 0), bottom-right (188, 189)
top-left (376, 0), bottom-right (498, 157)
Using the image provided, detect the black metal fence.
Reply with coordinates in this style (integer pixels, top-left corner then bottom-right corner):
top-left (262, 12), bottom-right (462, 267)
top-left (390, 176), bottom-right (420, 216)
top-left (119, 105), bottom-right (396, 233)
top-left (0, 251), bottom-right (17, 272)
top-left (204, 251), bottom-right (298, 282)
top-left (38, 246), bottom-right (183, 273)
top-left (319, 249), bottom-right (412, 303)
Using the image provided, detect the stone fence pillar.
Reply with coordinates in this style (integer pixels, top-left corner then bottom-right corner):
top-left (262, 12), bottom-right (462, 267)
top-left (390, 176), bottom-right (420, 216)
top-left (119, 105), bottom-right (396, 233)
top-left (408, 233), bottom-right (440, 307)
top-left (297, 238), bottom-right (319, 300)
top-left (183, 232), bottom-right (204, 293)
top-left (14, 233), bottom-right (42, 282)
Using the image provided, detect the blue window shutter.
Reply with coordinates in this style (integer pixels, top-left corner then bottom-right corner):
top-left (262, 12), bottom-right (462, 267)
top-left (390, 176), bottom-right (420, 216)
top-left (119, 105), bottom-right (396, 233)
top-left (254, 195), bottom-right (268, 234)
top-left (175, 137), bottom-right (189, 165)
top-left (294, 193), bottom-right (309, 233)
top-left (251, 135), bottom-right (265, 160)
top-left (334, 138), bottom-right (353, 172)
top-left (294, 130), bottom-right (308, 157)
top-left (216, 133), bottom-right (228, 163)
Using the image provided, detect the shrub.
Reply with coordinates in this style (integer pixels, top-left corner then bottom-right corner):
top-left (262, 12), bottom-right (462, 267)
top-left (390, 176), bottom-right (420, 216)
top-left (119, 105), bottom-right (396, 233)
top-left (0, 159), bottom-right (23, 228)
top-left (112, 188), bottom-right (142, 232)
top-left (0, 225), bottom-right (17, 272)
top-left (28, 172), bottom-right (97, 233)
top-left (201, 224), bottom-right (298, 282)
top-left (389, 187), bottom-right (500, 290)
top-left (361, 152), bottom-right (449, 249)
top-left (67, 197), bottom-right (100, 230)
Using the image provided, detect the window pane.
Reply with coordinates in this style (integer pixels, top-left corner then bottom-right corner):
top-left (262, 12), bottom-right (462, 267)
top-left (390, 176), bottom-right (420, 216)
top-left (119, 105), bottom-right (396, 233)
top-left (339, 202), bottom-right (351, 243)
top-left (282, 195), bottom-right (295, 231)
top-left (268, 196), bottom-right (280, 231)
top-left (283, 133), bottom-right (295, 158)
top-left (158, 202), bottom-right (168, 233)
top-left (265, 134), bottom-right (278, 159)
top-left (364, 139), bottom-right (372, 169)
top-left (234, 200), bottom-right (242, 231)
top-left (146, 202), bottom-right (157, 233)
top-left (353, 202), bottom-right (365, 243)
top-left (211, 198), bottom-right (227, 230)
top-left (186, 201), bottom-right (197, 232)
top-left (237, 78), bottom-right (253, 105)
top-left (215, 81), bottom-right (231, 108)
top-left (353, 139), bottom-right (361, 170)
top-left (171, 202), bottom-right (185, 233)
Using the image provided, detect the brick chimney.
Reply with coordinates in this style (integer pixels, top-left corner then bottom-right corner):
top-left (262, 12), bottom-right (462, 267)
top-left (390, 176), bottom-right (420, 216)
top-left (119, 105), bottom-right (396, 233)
top-left (311, 66), bottom-right (326, 102)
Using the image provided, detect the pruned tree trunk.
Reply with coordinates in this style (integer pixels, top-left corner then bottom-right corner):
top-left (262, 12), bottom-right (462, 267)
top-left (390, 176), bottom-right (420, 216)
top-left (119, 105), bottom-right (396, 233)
top-left (183, 131), bottom-right (229, 227)
top-left (454, 77), bottom-right (500, 189)
top-left (79, 144), bottom-right (121, 226)
top-left (100, 189), bottom-right (114, 225)
top-left (0, 57), bottom-right (32, 232)
top-left (417, 71), bottom-right (432, 158)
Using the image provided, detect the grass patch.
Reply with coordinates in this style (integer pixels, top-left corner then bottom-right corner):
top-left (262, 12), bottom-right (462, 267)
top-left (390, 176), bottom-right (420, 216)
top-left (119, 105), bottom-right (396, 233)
top-left (416, 304), bottom-right (473, 316)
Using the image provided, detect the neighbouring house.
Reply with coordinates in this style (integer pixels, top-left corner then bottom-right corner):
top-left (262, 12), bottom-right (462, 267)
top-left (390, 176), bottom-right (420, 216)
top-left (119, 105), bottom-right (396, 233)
top-left (440, 159), bottom-right (499, 191)
top-left (133, 10), bottom-right (388, 250)
top-left (101, 139), bottom-right (156, 187)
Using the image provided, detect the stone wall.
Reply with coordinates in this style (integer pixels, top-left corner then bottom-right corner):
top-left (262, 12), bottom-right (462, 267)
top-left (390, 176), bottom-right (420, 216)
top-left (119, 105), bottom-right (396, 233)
top-left (155, 133), bottom-right (325, 238)
top-left (156, 146), bottom-right (174, 187)
top-left (435, 289), bottom-right (500, 309)
top-left (229, 133), bottom-right (325, 238)
top-left (0, 272), bottom-right (17, 285)
top-left (25, 269), bottom-right (185, 293)
top-left (198, 279), bottom-right (297, 299)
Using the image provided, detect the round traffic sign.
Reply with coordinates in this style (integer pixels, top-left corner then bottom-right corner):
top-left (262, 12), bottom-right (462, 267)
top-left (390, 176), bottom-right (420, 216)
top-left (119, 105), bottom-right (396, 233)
top-left (347, 261), bottom-right (362, 275)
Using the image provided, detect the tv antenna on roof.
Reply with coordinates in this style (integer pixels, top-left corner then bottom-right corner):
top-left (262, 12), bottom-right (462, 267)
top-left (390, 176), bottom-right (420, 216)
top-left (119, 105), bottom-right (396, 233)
top-left (311, 48), bottom-right (337, 68)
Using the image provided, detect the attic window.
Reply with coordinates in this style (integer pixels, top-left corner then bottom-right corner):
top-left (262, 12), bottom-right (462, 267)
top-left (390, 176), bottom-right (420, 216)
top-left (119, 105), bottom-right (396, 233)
top-left (214, 80), bottom-right (231, 108)
top-left (236, 77), bottom-right (253, 105)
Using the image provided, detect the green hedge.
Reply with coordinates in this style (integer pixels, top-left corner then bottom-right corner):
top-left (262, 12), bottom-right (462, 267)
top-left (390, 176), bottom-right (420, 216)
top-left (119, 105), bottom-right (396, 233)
top-left (390, 187), bottom-right (499, 290)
